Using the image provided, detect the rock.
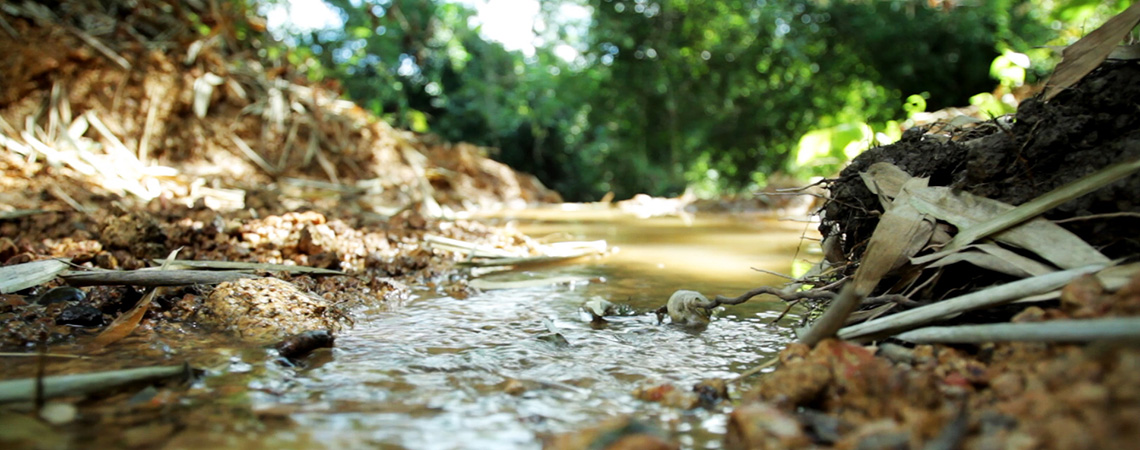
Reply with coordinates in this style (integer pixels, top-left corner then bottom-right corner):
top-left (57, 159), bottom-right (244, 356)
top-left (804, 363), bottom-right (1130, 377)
top-left (725, 403), bottom-right (810, 450)
top-left (55, 305), bottom-right (103, 327)
top-left (100, 213), bottom-right (167, 257)
top-left (543, 417), bottom-right (677, 450)
top-left (202, 278), bottom-right (346, 344)
top-left (35, 286), bottom-right (85, 305)
top-left (665, 290), bottom-right (714, 326)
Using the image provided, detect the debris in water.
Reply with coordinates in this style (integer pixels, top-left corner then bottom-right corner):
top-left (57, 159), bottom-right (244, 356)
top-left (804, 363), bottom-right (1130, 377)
top-left (274, 330), bottom-right (336, 360)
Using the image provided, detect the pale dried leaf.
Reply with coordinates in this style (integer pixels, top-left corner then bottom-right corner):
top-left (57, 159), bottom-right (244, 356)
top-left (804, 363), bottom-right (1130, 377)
top-left (1044, 3), bottom-right (1140, 100)
top-left (925, 243), bottom-right (1056, 278)
top-left (92, 249), bottom-right (181, 346)
top-left (853, 177), bottom-right (935, 293)
top-left (909, 156), bottom-right (1139, 267)
top-left (838, 264), bottom-right (1106, 341)
top-left (0, 259), bottom-right (70, 294)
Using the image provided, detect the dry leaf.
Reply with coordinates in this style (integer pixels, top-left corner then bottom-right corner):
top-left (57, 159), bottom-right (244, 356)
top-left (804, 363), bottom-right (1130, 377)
top-left (800, 177), bottom-right (934, 346)
top-left (1044, 3), bottom-right (1140, 100)
top-left (92, 248), bottom-right (181, 347)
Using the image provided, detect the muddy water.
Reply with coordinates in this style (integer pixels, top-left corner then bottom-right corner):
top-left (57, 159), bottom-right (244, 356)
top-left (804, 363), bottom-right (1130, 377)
top-left (260, 212), bottom-right (816, 449)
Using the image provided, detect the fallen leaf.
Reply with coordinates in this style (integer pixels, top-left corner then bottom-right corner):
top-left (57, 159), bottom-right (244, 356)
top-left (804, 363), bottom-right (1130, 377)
top-left (1044, 3), bottom-right (1140, 100)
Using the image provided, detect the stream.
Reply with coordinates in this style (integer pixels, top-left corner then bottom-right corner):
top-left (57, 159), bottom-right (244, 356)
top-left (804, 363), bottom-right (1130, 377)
top-left (229, 212), bottom-right (816, 449)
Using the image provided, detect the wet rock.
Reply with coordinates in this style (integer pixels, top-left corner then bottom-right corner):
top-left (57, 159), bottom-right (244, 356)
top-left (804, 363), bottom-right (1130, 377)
top-left (35, 287), bottom-right (86, 305)
top-left (274, 330), bottom-right (335, 360)
top-left (664, 290), bottom-right (714, 326)
top-left (633, 382), bottom-right (699, 409)
top-left (55, 305), bottom-right (103, 327)
top-left (94, 251), bottom-right (119, 269)
top-left (693, 378), bottom-right (729, 408)
top-left (837, 420), bottom-right (911, 450)
top-left (725, 403), bottom-right (810, 450)
top-left (201, 278), bottom-right (346, 344)
top-left (543, 417), bottom-right (676, 450)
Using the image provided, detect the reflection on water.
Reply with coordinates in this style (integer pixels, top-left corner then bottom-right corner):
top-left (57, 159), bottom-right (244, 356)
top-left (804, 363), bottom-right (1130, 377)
top-left (260, 212), bottom-right (816, 449)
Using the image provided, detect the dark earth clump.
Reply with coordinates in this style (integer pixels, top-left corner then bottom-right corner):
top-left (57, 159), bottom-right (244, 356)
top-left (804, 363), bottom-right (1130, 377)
top-left (823, 61), bottom-right (1140, 268)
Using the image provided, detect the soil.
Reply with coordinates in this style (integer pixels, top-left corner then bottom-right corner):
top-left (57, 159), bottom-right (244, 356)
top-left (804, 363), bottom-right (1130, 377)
top-left (739, 60), bottom-right (1140, 449)
top-left (0, 2), bottom-right (558, 353)
top-left (822, 61), bottom-right (1140, 265)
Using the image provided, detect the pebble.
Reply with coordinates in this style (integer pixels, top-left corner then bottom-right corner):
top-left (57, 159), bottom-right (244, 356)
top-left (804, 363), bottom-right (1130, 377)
top-left (55, 305), bottom-right (104, 327)
top-left (35, 287), bottom-right (86, 305)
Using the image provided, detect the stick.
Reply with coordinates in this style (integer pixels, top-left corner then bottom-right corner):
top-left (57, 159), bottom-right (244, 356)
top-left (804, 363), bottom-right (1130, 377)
top-left (730, 357), bottom-right (780, 384)
top-left (62, 270), bottom-right (257, 287)
top-left (895, 317), bottom-right (1140, 344)
top-left (0, 365), bottom-right (189, 403)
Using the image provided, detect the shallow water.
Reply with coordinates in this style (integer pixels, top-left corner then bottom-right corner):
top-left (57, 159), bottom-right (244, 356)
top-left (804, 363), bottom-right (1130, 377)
top-left (243, 212), bottom-right (817, 449)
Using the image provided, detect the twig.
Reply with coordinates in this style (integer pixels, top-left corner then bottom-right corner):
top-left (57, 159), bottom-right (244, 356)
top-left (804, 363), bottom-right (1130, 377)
top-left (0, 352), bottom-right (90, 359)
top-left (62, 269), bottom-right (257, 287)
top-left (228, 131), bottom-right (278, 174)
top-left (66, 26), bottom-right (131, 70)
top-left (730, 357), bottom-right (779, 384)
top-left (895, 317), bottom-right (1140, 344)
top-left (138, 85), bottom-right (161, 164)
top-left (769, 300), bottom-right (799, 324)
top-left (774, 178), bottom-right (830, 192)
top-left (713, 286), bottom-right (835, 307)
top-left (799, 284), bottom-right (864, 346)
top-left (1053, 212), bottom-right (1140, 223)
top-left (749, 267), bottom-right (794, 279)
top-left (0, 364), bottom-right (190, 403)
top-left (0, 14), bottom-right (18, 40)
top-left (85, 111), bottom-right (139, 163)
top-left (48, 185), bottom-right (91, 215)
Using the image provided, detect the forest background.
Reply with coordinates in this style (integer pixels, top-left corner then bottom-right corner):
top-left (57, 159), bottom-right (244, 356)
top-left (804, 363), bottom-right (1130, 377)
top-left (247, 0), bottom-right (1131, 201)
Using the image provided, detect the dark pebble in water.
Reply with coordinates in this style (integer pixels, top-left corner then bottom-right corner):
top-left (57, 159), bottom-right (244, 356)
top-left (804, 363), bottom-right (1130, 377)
top-left (275, 330), bottom-right (335, 360)
top-left (55, 305), bottom-right (104, 327)
top-left (36, 287), bottom-right (86, 305)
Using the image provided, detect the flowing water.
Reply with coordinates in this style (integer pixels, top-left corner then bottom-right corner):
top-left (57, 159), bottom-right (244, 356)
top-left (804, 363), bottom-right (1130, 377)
top-left (243, 211), bottom-right (817, 449)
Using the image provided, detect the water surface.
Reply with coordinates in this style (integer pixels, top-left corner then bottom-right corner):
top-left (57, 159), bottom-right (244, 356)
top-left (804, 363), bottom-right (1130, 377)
top-left (257, 211), bottom-right (816, 449)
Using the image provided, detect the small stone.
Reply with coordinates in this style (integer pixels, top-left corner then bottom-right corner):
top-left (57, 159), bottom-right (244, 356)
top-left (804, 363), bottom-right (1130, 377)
top-left (725, 403), bottom-right (810, 450)
top-left (38, 402), bottom-right (77, 425)
top-left (55, 305), bottom-right (104, 327)
top-left (36, 287), bottom-right (86, 305)
top-left (94, 251), bottom-right (119, 269)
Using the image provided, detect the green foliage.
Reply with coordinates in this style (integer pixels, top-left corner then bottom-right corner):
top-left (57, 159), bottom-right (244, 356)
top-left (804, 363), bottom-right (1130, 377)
top-left (270, 0), bottom-right (1102, 201)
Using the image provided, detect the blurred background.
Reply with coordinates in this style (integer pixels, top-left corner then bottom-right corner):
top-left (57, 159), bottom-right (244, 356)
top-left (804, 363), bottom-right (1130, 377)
top-left (254, 0), bottom-right (1132, 201)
